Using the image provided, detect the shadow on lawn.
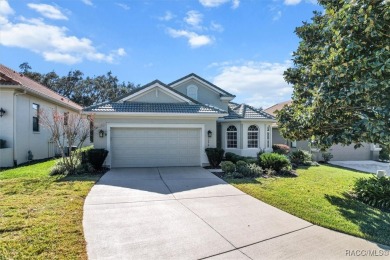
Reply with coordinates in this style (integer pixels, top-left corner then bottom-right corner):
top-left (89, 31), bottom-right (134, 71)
top-left (325, 193), bottom-right (390, 247)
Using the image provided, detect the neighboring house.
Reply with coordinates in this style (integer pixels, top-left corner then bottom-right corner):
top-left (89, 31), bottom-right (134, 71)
top-left (264, 100), bottom-right (381, 161)
top-left (85, 73), bottom-right (275, 168)
top-left (0, 64), bottom-right (83, 167)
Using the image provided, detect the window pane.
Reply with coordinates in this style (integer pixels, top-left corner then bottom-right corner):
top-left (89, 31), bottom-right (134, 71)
top-left (33, 117), bottom-right (39, 132)
top-left (227, 126), bottom-right (237, 148)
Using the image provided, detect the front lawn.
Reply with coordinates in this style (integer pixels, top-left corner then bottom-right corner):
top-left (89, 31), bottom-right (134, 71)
top-left (226, 165), bottom-right (390, 246)
top-left (0, 160), bottom-right (102, 259)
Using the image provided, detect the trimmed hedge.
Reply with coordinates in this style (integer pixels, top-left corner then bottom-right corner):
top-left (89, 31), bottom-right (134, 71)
top-left (272, 144), bottom-right (290, 155)
top-left (205, 148), bottom-right (224, 168)
top-left (259, 153), bottom-right (291, 172)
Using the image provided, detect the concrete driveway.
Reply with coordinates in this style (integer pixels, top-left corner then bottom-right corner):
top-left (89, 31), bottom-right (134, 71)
top-left (330, 160), bottom-right (390, 175)
top-left (83, 167), bottom-right (389, 259)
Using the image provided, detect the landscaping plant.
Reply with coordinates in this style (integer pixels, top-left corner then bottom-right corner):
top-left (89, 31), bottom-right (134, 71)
top-left (259, 153), bottom-right (291, 172)
top-left (379, 146), bottom-right (389, 162)
top-left (205, 148), bottom-right (224, 168)
top-left (221, 161), bottom-right (235, 173)
top-left (289, 149), bottom-right (312, 165)
top-left (272, 144), bottom-right (290, 155)
top-left (353, 175), bottom-right (390, 211)
top-left (322, 152), bottom-right (333, 163)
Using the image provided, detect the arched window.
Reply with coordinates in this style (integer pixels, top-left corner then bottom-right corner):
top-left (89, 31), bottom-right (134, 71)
top-left (226, 125), bottom-right (237, 148)
top-left (247, 125), bottom-right (259, 148)
top-left (187, 85), bottom-right (198, 100)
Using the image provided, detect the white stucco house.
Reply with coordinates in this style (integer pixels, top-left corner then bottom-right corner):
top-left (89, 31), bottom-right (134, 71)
top-left (85, 73), bottom-right (275, 168)
top-left (0, 64), bottom-right (83, 167)
top-left (264, 101), bottom-right (382, 161)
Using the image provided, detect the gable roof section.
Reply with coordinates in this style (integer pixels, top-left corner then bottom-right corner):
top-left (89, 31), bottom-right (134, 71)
top-left (168, 73), bottom-right (235, 98)
top-left (0, 64), bottom-right (82, 111)
top-left (84, 102), bottom-right (227, 114)
top-left (224, 102), bottom-right (275, 120)
top-left (115, 80), bottom-right (198, 104)
top-left (264, 100), bottom-right (292, 116)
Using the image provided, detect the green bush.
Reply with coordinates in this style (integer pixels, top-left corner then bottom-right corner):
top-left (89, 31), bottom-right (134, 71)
top-left (205, 148), bottom-right (225, 168)
top-left (225, 152), bottom-right (236, 161)
top-left (244, 158), bottom-right (258, 164)
top-left (87, 149), bottom-right (109, 170)
top-left (290, 150), bottom-right (312, 165)
top-left (272, 144), bottom-right (290, 155)
top-left (322, 152), bottom-right (333, 163)
top-left (50, 160), bottom-right (68, 176)
top-left (259, 153), bottom-right (291, 172)
top-left (247, 163), bottom-right (263, 177)
top-left (353, 176), bottom-right (390, 210)
top-left (379, 146), bottom-right (389, 161)
top-left (221, 161), bottom-right (235, 173)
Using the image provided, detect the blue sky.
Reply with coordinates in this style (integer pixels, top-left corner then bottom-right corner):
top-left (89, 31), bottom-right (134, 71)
top-left (0, 0), bottom-right (320, 108)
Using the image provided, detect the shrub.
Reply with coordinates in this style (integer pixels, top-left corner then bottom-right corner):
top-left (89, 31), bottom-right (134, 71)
top-left (247, 163), bottom-right (263, 177)
top-left (272, 144), bottom-right (290, 155)
top-left (353, 176), bottom-right (390, 210)
top-left (379, 146), bottom-right (389, 161)
top-left (235, 160), bottom-right (250, 176)
top-left (257, 149), bottom-right (265, 158)
top-left (225, 152), bottom-right (236, 161)
top-left (259, 153), bottom-right (291, 172)
top-left (244, 158), bottom-right (258, 165)
top-left (322, 152), bottom-right (333, 163)
top-left (50, 161), bottom-right (68, 176)
top-left (221, 161), bottom-right (235, 173)
top-left (290, 150), bottom-right (312, 165)
top-left (87, 149), bottom-right (109, 170)
top-left (205, 148), bottom-right (225, 168)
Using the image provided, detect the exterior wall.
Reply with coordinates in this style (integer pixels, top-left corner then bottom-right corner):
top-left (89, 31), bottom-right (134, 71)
top-left (0, 88), bottom-right (83, 167)
top-left (272, 127), bottom-right (376, 161)
top-left (129, 88), bottom-right (183, 103)
top-left (172, 79), bottom-right (228, 111)
top-left (0, 89), bottom-right (15, 167)
top-left (220, 121), bottom-right (273, 157)
top-left (93, 115), bottom-right (218, 167)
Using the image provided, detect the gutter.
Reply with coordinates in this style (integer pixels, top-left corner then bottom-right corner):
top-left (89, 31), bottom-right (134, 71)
top-left (13, 90), bottom-right (27, 166)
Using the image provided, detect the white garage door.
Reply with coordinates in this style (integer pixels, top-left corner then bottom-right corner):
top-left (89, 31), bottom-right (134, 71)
top-left (110, 128), bottom-right (201, 167)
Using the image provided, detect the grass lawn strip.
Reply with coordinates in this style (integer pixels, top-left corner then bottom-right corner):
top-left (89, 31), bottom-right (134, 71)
top-left (0, 160), bottom-right (102, 259)
top-left (226, 165), bottom-right (390, 246)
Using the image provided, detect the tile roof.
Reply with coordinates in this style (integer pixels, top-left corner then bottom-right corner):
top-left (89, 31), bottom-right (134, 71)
top-left (168, 73), bottom-right (235, 97)
top-left (264, 100), bottom-right (292, 116)
top-left (224, 102), bottom-right (275, 120)
top-left (0, 64), bottom-right (82, 110)
top-left (84, 102), bottom-right (227, 114)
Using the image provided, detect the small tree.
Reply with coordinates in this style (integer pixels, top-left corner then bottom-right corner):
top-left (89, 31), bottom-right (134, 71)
top-left (39, 109), bottom-right (95, 174)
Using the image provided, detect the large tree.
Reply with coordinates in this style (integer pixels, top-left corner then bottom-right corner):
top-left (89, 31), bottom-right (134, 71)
top-left (278, 0), bottom-right (390, 149)
top-left (19, 63), bottom-right (138, 107)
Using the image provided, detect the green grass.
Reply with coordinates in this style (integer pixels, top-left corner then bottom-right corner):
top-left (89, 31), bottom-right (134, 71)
top-left (226, 165), bottom-right (390, 246)
top-left (0, 160), bottom-right (102, 259)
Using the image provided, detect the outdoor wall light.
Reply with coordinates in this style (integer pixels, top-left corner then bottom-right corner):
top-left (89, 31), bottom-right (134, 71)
top-left (99, 129), bottom-right (106, 138)
top-left (207, 130), bottom-right (212, 138)
top-left (0, 107), bottom-right (5, 117)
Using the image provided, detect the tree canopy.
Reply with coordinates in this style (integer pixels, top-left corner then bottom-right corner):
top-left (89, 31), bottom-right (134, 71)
top-left (278, 0), bottom-right (390, 148)
top-left (19, 62), bottom-right (138, 107)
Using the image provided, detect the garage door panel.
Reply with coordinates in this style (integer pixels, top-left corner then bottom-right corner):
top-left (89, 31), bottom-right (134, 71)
top-left (110, 128), bottom-right (201, 167)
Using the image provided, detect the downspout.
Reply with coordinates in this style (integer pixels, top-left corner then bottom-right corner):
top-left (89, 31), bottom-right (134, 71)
top-left (13, 90), bottom-right (27, 166)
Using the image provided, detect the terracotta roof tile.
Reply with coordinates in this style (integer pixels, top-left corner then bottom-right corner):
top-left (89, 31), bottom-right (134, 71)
top-left (264, 100), bottom-right (292, 116)
top-left (0, 64), bottom-right (82, 110)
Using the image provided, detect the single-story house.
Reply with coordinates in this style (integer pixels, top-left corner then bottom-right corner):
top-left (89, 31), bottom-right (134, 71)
top-left (264, 101), bottom-right (381, 161)
top-left (0, 64), bottom-right (84, 167)
top-left (85, 73), bottom-right (276, 168)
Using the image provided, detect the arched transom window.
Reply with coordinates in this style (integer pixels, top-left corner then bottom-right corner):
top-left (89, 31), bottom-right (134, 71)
top-left (226, 125), bottom-right (237, 148)
top-left (187, 85), bottom-right (198, 100)
top-left (247, 125), bottom-right (259, 148)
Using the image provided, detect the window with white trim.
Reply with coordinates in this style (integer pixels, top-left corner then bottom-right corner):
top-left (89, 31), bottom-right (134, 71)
top-left (247, 125), bottom-right (259, 148)
top-left (226, 125), bottom-right (237, 148)
top-left (266, 125), bottom-right (271, 148)
top-left (32, 103), bottom-right (39, 132)
top-left (187, 85), bottom-right (198, 100)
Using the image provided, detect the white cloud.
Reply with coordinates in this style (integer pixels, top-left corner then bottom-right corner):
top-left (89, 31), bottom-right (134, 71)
top-left (210, 60), bottom-right (293, 108)
top-left (27, 3), bottom-right (68, 20)
top-left (0, 2), bottom-right (126, 65)
top-left (81, 0), bottom-right (93, 6)
top-left (210, 21), bottom-right (224, 32)
top-left (184, 10), bottom-right (203, 28)
top-left (199, 0), bottom-right (240, 9)
top-left (273, 11), bottom-right (282, 21)
top-left (284, 0), bottom-right (302, 5)
top-left (167, 28), bottom-right (213, 48)
top-left (115, 3), bottom-right (130, 10)
top-left (0, 0), bottom-right (14, 16)
top-left (159, 11), bottom-right (174, 21)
